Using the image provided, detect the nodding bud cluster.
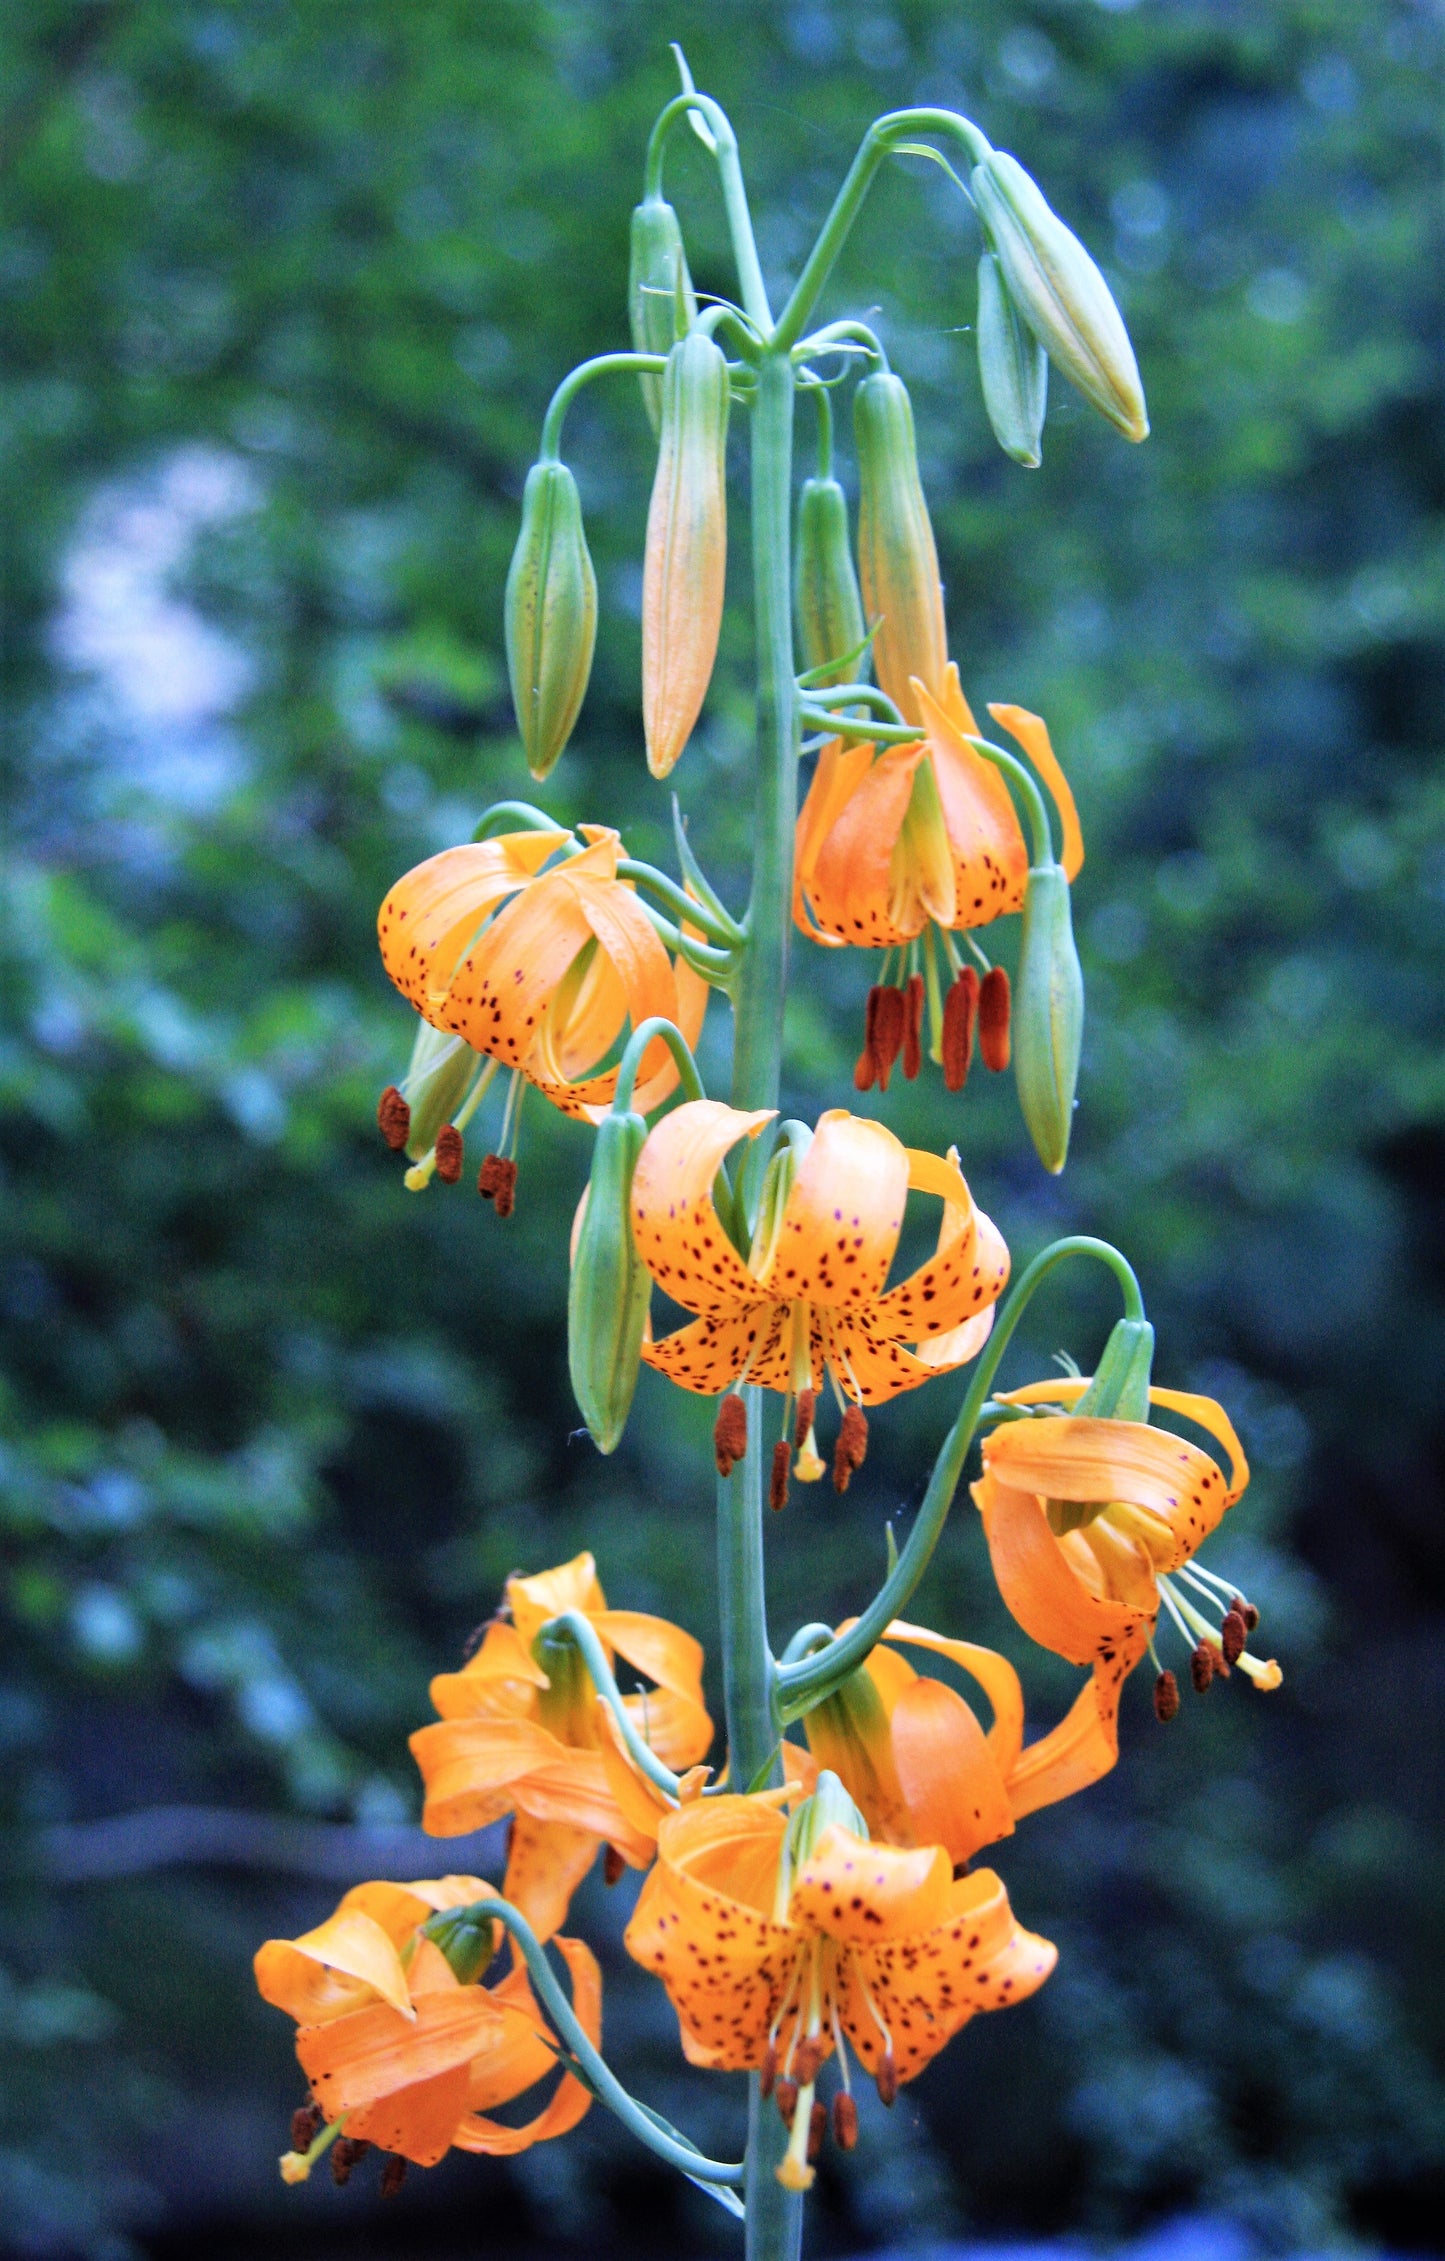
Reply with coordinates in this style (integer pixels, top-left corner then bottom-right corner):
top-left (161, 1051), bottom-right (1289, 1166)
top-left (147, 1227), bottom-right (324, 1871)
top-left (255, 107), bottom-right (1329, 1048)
top-left (971, 150), bottom-right (1148, 445)
top-left (505, 459), bottom-right (598, 780)
top-left (1014, 863), bottom-right (1082, 1174)
top-left (795, 474), bottom-right (868, 686)
top-left (628, 197), bottom-right (698, 433)
top-left (854, 371), bottom-right (947, 725)
top-left (976, 248), bottom-right (1048, 469)
top-left (568, 1106), bottom-right (651, 1455)
top-left (643, 332), bottom-right (730, 778)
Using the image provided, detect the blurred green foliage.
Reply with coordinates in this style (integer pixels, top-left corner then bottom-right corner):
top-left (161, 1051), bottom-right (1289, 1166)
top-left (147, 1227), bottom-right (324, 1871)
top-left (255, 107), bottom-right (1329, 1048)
top-left (1, 2), bottom-right (1442, 2255)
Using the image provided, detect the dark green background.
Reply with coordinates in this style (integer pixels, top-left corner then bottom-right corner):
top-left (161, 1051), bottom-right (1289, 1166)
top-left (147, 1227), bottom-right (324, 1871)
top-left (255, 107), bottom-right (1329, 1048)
top-left (2, 3), bottom-right (1441, 2255)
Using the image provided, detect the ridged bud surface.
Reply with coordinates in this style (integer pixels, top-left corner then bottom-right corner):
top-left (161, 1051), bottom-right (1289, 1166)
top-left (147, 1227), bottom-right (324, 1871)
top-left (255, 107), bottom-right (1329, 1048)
top-left (568, 1109), bottom-right (651, 1453)
top-left (795, 475), bottom-right (867, 686)
top-left (976, 250), bottom-right (1048, 468)
top-left (505, 460), bottom-right (597, 779)
top-left (1013, 863), bottom-right (1084, 1174)
top-left (642, 332), bottom-right (730, 778)
top-left (628, 198), bottom-right (698, 433)
top-left (854, 372), bottom-right (947, 724)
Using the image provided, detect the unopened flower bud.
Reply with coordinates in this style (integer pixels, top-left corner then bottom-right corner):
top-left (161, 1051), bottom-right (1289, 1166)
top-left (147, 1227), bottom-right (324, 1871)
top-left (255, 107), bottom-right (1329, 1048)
top-left (1013, 865), bottom-right (1083, 1173)
top-left (628, 197), bottom-right (699, 432)
top-left (643, 332), bottom-right (730, 778)
top-left (568, 1109), bottom-right (651, 1454)
top-left (795, 475), bottom-right (868, 686)
top-left (976, 249), bottom-right (1048, 468)
top-left (854, 372), bottom-right (947, 723)
top-left (505, 460), bottom-right (598, 780)
top-left (971, 151), bottom-right (1148, 443)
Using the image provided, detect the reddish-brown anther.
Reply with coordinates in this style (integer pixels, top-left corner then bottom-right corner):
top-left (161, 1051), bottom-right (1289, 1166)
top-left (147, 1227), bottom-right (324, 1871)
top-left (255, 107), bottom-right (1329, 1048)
top-left (1190, 1643), bottom-right (1215, 1694)
top-left (1234, 1595), bottom-right (1260, 1632)
top-left (478, 1153), bottom-right (504, 1199)
top-left (760, 2039), bottom-right (778, 2099)
top-left (807, 2098), bottom-right (827, 2162)
top-left (1154, 1668), bottom-right (1180, 1723)
top-left (331, 2136), bottom-right (371, 2186)
top-left (714, 1393), bottom-right (748, 1477)
top-left (291, 2102), bottom-right (323, 2152)
top-left (832, 1403), bottom-right (869, 1494)
top-left (832, 2092), bottom-right (859, 2150)
top-left (770, 1438), bottom-right (792, 1512)
top-left (876, 2049), bottom-right (898, 2107)
top-left (978, 965), bottom-right (1012, 1071)
top-left (478, 1154), bottom-right (518, 1216)
top-left (1220, 1608), bottom-right (1247, 1666)
top-left (434, 1124), bottom-right (464, 1183)
top-left (603, 1843), bottom-right (626, 1887)
top-left (902, 971), bottom-right (925, 1079)
top-left (793, 1388), bottom-right (817, 1451)
top-left (377, 1085), bottom-right (411, 1151)
top-left (941, 966), bottom-right (980, 1091)
top-left (791, 2035), bottom-right (825, 2087)
top-left (873, 984), bottom-right (907, 1090)
top-left (775, 2078), bottom-right (799, 2129)
top-left (379, 2155), bottom-right (407, 2199)
top-left (854, 985), bottom-right (884, 1091)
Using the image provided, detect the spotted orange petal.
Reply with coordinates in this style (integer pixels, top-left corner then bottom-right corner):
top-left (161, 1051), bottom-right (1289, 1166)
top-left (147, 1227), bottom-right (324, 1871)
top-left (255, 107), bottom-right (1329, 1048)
top-left (254, 1907), bottom-right (414, 2027)
top-left (973, 1469), bottom-right (1152, 1696)
top-left (914, 673), bottom-right (1028, 925)
top-left (881, 1622), bottom-right (1025, 1776)
top-left (794, 738), bottom-right (876, 944)
top-left (807, 741), bottom-right (930, 948)
top-left (630, 1099), bottom-right (774, 1315)
top-left (761, 1110), bottom-right (908, 1310)
top-left (297, 1986), bottom-right (505, 2165)
top-left (639, 1301), bottom-right (783, 1393)
top-left (1005, 1671), bottom-right (1126, 1821)
top-left (790, 1822), bottom-right (953, 1945)
top-left (989, 702), bottom-right (1083, 882)
top-left (377, 830), bottom-right (572, 1015)
top-left (982, 1414), bottom-right (1233, 1569)
top-left (624, 1799), bottom-right (797, 2071)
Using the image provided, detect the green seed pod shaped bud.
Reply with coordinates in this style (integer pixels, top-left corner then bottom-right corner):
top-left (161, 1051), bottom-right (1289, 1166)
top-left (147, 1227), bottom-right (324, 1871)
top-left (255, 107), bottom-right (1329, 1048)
top-left (628, 197), bottom-right (699, 434)
top-left (1013, 862), bottom-right (1084, 1174)
top-left (568, 1107), bottom-right (651, 1453)
top-left (795, 476), bottom-right (868, 687)
top-left (642, 332), bottom-right (730, 779)
top-left (971, 151), bottom-right (1148, 443)
top-left (853, 372), bottom-right (947, 726)
top-left (976, 250), bottom-right (1048, 470)
top-left (505, 459), bottom-right (597, 780)
top-left (400, 1020), bottom-right (483, 1163)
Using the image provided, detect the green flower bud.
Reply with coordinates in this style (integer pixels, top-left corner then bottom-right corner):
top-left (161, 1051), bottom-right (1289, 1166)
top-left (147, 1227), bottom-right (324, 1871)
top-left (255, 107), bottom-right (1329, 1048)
top-left (795, 475), bottom-right (868, 687)
top-left (971, 151), bottom-right (1148, 443)
top-left (504, 459), bottom-right (597, 781)
top-left (853, 371), bottom-right (947, 725)
top-left (628, 197), bottom-right (699, 434)
top-left (568, 1107), bottom-right (651, 1453)
top-left (976, 250), bottom-right (1048, 469)
top-left (1013, 862), bottom-right (1084, 1174)
top-left (400, 1020), bottom-right (483, 1163)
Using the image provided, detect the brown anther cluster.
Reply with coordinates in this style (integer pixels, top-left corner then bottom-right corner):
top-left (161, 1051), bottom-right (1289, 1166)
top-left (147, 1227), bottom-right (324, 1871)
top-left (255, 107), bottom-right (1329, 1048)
top-left (793, 1389), bottom-right (817, 1451)
top-left (941, 966), bottom-right (980, 1091)
top-left (832, 2091), bottom-right (859, 2150)
top-left (290, 2102), bottom-right (323, 2152)
top-left (478, 1153), bottom-right (518, 1216)
top-left (853, 983), bottom-right (908, 1092)
top-left (1220, 1607), bottom-right (1247, 1666)
top-left (775, 2077), bottom-right (799, 2129)
top-left (832, 1403), bottom-right (869, 1494)
top-left (1190, 1642), bottom-right (1215, 1694)
top-left (331, 2135), bottom-right (372, 2186)
top-left (602, 1843), bottom-right (626, 1887)
top-left (377, 1085), bottom-right (411, 1152)
top-left (1234, 1595), bottom-right (1260, 1632)
top-left (807, 2098), bottom-right (827, 2163)
top-left (1154, 1668), bottom-right (1180, 1722)
top-left (770, 1437), bottom-right (792, 1512)
top-left (379, 2154), bottom-right (407, 2199)
top-left (876, 2048), bottom-right (898, 2107)
top-left (434, 1124), bottom-right (464, 1184)
top-left (714, 1393), bottom-right (748, 1476)
top-left (791, 2036), bottom-right (825, 2086)
top-left (902, 971), bottom-right (925, 1080)
top-left (978, 964), bottom-right (1012, 1072)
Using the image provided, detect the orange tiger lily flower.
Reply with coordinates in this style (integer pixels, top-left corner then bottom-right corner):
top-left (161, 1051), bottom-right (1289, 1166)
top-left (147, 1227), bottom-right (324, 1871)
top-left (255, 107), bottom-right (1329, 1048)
top-left (630, 1102), bottom-right (1009, 1406)
top-left (804, 1616), bottom-right (1128, 1868)
top-left (794, 666), bottom-right (1082, 949)
top-left (255, 1875), bottom-right (599, 2170)
top-left (973, 1379), bottom-right (1281, 1707)
top-left (409, 1553), bottom-right (713, 1942)
top-left (378, 826), bottom-right (707, 1123)
top-left (625, 1781), bottom-right (1054, 2188)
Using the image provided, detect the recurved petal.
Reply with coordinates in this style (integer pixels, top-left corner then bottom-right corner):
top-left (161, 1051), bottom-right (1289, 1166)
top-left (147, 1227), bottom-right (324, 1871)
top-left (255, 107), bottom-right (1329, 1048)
top-left (377, 832), bottom-right (571, 1014)
top-left (508, 1554), bottom-right (608, 1647)
top-left (873, 1150), bottom-right (980, 1340)
top-left (888, 1677), bottom-right (1016, 1866)
top-left (454, 1937), bottom-right (600, 2151)
top-left (974, 1470), bottom-right (1151, 1675)
top-left (429, 1619), bottom-right (549, 1722)
top-left (1147, 1386), bottom-right (1250, 1503)
top-left (624, 1813), bottom-right (797, 2071)
top-left (824, 1311), bottom-right (963, 1404)
top-left (982, 1414), bottom-right (1232, 1565)
top-left (762, 1110), bottom-right (909, 1309)
top-left (339, 1876), bottom-right (491, 1951)
top-left (881, 1623), bottom-right (1025, 1775)
top-left (620, 1685), bottom-right (714, 1771)
top-left (842, 1864), bottom-right (1055, 2084)
top-left (594, 1609), bottom-right (703, 1704)
top-left (1005, 1671), bottom-right (1124, 1821)
top-left (255, 1907), bottom-right (414, 2026)
top-left (791, 1822), bottom-right (953, 1945)
top-left (298, 1989), bottom-right (504, 2164)
top-left (794, 738), bottom-right (875, 944)
top-left (573, 872), bottom-right (680, 1039)
top-left (989, 703), bottom-right (1083, 881)
top-left (913, 676), bottom-right (1028, 924)
top-left (639, 1302), bottom-right (783, 1394)
top-left (503, 1815), bottom-right (600, 1947)
top-left (807, 743), bottom-right (929, 948)
top-left (630, 1099), bottom-right (774, 1313)
top-left (435, 865), bottom-right (594, 1062)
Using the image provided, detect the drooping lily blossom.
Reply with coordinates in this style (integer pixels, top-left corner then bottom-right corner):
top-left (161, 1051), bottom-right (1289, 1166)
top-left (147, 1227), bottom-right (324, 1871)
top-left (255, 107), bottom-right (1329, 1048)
top-left (625, 1779), bottom-right (1054, 2188)
top-left (630, 1102), bottom-right (1008, 1407)
top-left (973, 1379), bottom-right (1281, 1711)
top-left (794, 667), bottom-right (1082, 951)
top-left (409, 1553), bottom-right (713, 1942)
top-left (804, 1617), bottom-right (1128, 1868)
top-left (378, 826), bottom-right (707, 1123)
top-left (255, 1875), bottom-right (599, 2170)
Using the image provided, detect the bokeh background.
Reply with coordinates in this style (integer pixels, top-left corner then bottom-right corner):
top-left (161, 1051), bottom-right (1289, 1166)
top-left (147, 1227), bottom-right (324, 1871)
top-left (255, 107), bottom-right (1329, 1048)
top-left (2, 2), bottom-right (1442, 2256)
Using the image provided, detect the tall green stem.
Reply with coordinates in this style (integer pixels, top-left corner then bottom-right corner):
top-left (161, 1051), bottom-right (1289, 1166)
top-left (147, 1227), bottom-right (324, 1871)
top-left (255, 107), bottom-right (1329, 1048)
top-left (719, 342), bottom-right (802, 2261)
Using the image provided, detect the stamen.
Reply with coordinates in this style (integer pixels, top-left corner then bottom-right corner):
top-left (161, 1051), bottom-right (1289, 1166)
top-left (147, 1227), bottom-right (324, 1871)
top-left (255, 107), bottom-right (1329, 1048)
top-left (774, 2078), bottom-right (799, 2128)
top-left (1236, 1596), bottom-right (1261, 1632)
top-left (291, 2103), bottom-right (324, 2152)
top-left (832, 1403), bottom-right (869, 1495)
top-left (807, 2098), bottom-right (827, 2162)
top-left (873, 985), bottom-right (906, 1091)
top-left (794, 1389), bottom-right (817, 1451)
top-left (1190, 1643), bottom-right (1215, 1694)
top-left (331, 2135), bottom-right (372, 2186)
top-left (714, 1393), bottom-right (748, 1477)
top-left (1154, 1669), bottom-right (1180, 1722)
top-left (792, 2034), bottom-right (826, 2086)
top-left (832, 2092), bottom-right (859, 2150)
top-left (876, 2048), bottom-right (899, 2108)
top-left (902, 971), bottom-right (925, 1080)
top-left (854, 985), bottom-right (883, 1092)
top-left (1220, 1608), bottom-right (1247, 1666)
top-left (941, 966), bottom-right (979, 1092)
top-left (978, 965), bottom-right (1012, 1072)
top-left (770, 1438), bottom-right (792, 1512)
top-left (379, 2154), bottom-right (407, 2199)
top-left (377, 1086), bottom-right (411, 1151)
top-left (434, 1124), bottom-right (464, 1184)
top-left (602, 1844), bottom-right (626, 1886)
